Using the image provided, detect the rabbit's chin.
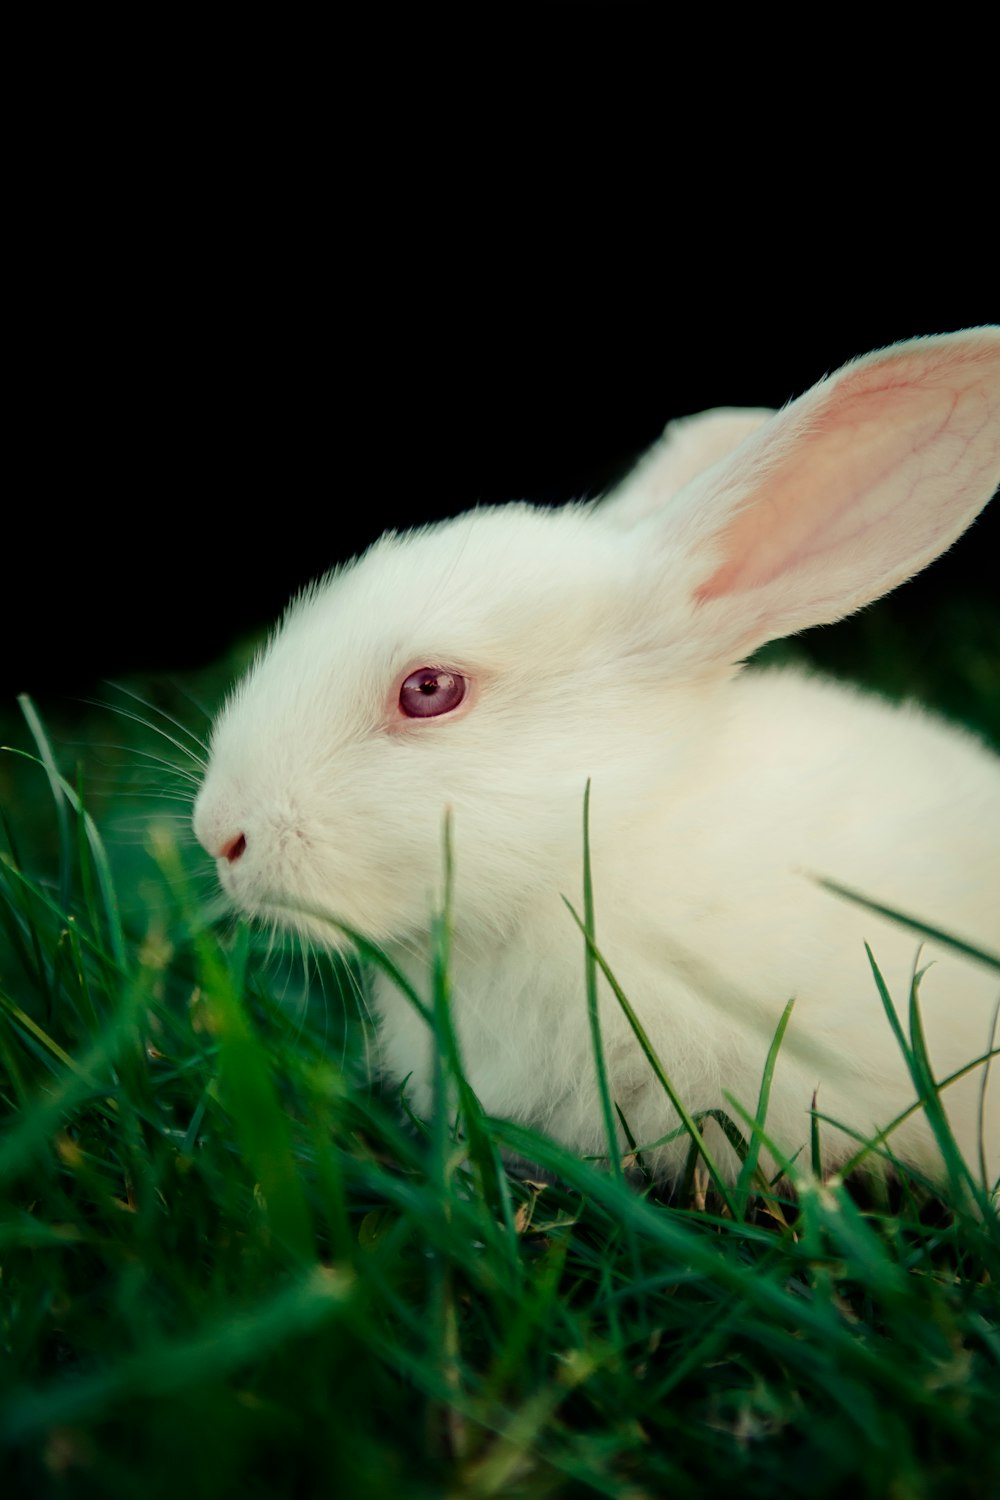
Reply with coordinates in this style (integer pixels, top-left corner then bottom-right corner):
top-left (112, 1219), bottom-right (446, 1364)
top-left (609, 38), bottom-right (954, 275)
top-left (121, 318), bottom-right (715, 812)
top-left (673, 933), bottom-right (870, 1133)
top-left (225, 892), bottom-right (385, 957)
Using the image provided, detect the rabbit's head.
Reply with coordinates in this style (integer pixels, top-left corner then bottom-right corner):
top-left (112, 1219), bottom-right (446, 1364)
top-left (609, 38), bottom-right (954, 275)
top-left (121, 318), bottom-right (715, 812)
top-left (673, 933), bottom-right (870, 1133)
top-left (193, 499), bottom-right (727, 949)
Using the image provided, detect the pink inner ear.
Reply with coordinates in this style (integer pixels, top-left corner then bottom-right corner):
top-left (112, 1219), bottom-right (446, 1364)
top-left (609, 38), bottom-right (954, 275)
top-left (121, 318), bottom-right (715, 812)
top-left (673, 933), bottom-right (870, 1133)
top-left (693, 345), bottom-right (997, 607)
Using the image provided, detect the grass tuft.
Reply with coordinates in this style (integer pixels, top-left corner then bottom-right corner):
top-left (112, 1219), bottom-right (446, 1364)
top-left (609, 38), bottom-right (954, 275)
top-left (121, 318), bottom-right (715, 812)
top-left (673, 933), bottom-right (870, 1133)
top-left (1, 692), bottom-right (998, 1500)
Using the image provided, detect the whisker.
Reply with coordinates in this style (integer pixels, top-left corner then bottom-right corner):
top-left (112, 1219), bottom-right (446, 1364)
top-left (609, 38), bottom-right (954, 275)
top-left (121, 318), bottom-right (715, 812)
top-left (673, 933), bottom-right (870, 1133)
top-left (101, 680), bottom-right (211, 760)
top-left (85, 696), bottom-right (208, 772)
top-left (102, 748), bottom-right (203, 785)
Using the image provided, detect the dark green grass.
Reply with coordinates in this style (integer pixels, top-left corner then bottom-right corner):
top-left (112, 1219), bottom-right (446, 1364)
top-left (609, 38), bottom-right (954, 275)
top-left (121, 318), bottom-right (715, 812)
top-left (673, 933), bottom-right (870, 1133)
top-left (1, 635), bottom-right (999, 1499)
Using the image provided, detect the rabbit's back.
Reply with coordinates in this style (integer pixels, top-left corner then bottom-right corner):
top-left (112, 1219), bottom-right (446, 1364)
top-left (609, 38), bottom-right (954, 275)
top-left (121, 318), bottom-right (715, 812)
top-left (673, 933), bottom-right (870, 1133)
top-left (372, 666), bottom-right (999, 1185)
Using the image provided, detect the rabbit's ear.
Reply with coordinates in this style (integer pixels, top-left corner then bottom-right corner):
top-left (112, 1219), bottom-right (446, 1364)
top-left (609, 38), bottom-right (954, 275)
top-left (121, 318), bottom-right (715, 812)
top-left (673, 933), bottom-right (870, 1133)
top-left (621, 329), bottom-right (1000, 660)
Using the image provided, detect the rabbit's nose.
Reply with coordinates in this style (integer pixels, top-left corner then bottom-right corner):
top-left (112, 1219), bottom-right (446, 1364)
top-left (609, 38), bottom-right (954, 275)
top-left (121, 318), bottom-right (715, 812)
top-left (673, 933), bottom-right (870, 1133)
top-left (219, 833), bottom-right (247, 863)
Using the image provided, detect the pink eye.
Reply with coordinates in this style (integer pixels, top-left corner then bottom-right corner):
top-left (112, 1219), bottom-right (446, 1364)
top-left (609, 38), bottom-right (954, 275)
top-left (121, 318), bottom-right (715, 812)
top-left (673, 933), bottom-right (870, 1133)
top-left (398, 668), bottom-right (468, 719)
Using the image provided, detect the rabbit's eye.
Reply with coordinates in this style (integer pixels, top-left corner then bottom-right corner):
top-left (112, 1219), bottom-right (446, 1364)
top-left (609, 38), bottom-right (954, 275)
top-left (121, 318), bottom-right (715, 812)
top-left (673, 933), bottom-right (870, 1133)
top-left (399, 668), bottom-right (468, 719)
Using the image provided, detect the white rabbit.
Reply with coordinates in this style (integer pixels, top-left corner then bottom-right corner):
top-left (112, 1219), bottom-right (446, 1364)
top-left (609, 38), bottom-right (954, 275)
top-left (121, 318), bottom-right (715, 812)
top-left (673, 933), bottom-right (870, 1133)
top-left (194, 330), bottom-right (1000, 1192)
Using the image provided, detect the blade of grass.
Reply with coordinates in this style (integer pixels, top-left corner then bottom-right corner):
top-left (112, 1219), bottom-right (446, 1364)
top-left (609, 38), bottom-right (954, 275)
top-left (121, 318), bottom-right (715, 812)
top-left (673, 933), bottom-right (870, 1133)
top-left (580, 781), bottom-right (623, 1187)
top-left (865, 944), bottom-right (994, 1216)
top-left (561, 899), bottom-right (736, 1218)
top-left (733, 996), bottom-right (796, 1217)
top-left (978, 1001), bottom-right (999, 1195)
top-left (3, 743), bottom-right (126, 972)
top-left (816, 877), bottom-right (1000, 972)
top-left (18, 694), bottom-right (72, 916)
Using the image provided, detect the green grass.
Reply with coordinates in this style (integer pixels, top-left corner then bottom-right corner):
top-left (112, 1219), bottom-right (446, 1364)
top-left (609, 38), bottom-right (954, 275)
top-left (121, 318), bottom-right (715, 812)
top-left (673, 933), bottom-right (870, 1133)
top-left (1, 646), bottom-right (999, 1500)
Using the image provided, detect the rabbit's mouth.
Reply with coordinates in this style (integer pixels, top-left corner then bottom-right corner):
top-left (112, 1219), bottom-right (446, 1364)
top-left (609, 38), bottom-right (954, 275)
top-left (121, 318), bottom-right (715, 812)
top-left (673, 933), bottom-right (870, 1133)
top-left (212, 829), bottom-right (419, 957)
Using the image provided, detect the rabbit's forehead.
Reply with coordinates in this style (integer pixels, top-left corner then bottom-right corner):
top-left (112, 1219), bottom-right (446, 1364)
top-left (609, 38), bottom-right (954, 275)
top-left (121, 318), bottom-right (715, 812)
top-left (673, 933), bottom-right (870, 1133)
top-left (283, 506), bottom-right (629, 666)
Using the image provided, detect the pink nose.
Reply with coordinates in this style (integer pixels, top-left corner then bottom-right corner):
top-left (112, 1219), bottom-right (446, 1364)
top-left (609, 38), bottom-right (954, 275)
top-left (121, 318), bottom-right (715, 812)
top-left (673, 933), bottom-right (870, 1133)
top-left (219, 833), bottom-right (246, 863)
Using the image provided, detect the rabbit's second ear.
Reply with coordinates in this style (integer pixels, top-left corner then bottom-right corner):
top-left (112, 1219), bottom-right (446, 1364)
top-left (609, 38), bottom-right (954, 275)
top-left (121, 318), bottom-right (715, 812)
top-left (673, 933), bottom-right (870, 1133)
top-left (623, 330), bottom-right (1000, 661)
top-left (604, 407), bottom-right (775, 530)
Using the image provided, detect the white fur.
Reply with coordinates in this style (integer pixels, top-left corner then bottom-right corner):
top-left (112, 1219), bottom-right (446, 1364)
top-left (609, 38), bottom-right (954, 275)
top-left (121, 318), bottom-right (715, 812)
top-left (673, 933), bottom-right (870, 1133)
top-left (194, 330), bottom-right (1000, 1190)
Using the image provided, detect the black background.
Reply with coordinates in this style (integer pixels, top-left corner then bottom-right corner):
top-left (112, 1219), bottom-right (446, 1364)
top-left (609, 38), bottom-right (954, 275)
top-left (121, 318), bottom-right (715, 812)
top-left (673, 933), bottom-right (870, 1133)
top-left (6, 11), bottom-right (998, 703)
top-left (11, 288), bottom-right (997, 701)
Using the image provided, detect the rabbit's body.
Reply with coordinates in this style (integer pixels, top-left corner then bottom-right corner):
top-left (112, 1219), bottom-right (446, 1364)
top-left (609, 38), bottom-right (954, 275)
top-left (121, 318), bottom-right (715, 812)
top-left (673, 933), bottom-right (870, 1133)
top-left (195, 331), bottom-right (1000, 1188)
top-left (372, 667), bottom-right (999, 1183)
